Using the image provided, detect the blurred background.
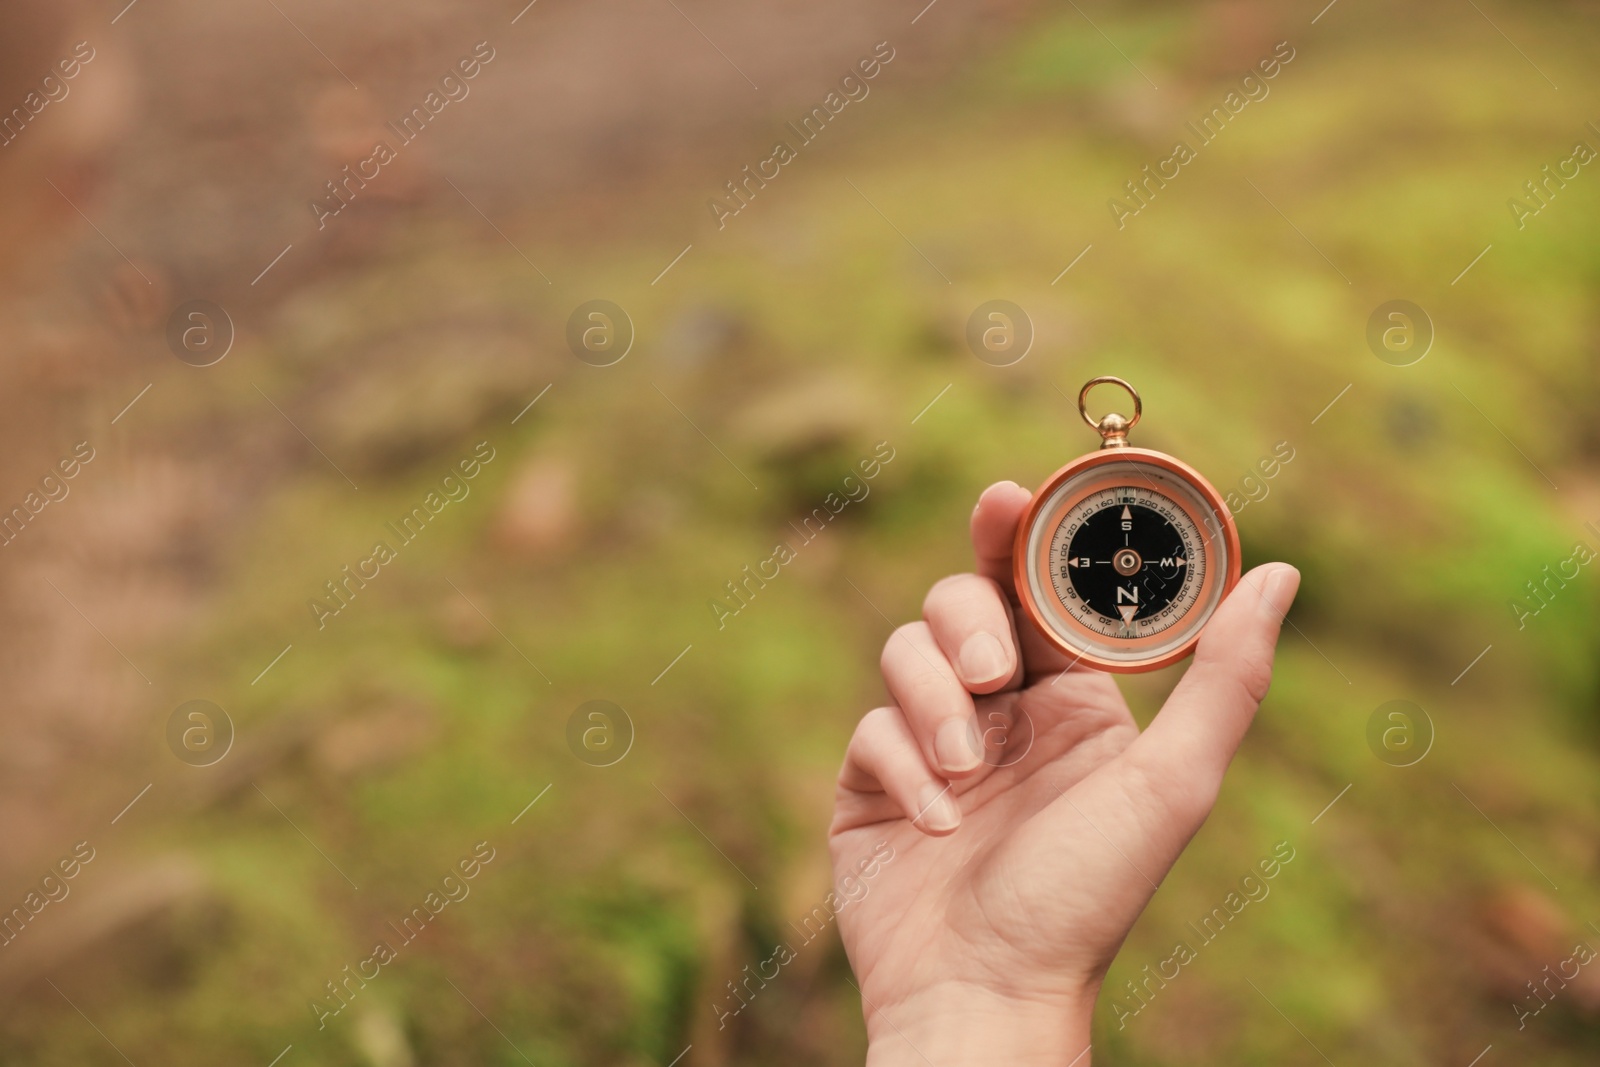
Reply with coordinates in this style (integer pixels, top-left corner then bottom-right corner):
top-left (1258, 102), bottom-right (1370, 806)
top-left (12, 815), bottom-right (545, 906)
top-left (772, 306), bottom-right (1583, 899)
top-left (1, 0), bottom-right (1597, 1063)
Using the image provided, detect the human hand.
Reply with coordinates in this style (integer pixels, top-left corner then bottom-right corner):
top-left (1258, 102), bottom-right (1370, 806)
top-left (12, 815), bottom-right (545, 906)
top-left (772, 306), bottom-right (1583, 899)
top-left (829, 481), bottom-right (1300, 1065)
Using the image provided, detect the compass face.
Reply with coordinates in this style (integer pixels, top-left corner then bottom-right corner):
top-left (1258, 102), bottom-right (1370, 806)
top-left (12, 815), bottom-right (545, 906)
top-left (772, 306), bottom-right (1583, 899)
top-left (1050, 489), bottom-right (1205, 639)
top-left (1018, 453), bottom-right (1236, 671)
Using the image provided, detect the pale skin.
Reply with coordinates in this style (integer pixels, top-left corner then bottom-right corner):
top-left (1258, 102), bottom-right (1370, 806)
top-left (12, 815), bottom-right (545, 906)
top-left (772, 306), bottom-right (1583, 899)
top-left (830, 480), bottom-right (1301, 1065)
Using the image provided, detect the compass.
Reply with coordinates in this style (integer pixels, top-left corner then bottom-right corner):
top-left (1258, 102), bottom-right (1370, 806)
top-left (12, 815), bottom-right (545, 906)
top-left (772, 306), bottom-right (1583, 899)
top-left (1013, 377), bottom-right (1240, 673)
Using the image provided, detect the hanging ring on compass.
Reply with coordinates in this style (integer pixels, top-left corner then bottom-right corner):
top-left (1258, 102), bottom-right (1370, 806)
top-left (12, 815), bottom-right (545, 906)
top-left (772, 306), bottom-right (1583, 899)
top-left (1078, 376), bottom-right (1142, 433)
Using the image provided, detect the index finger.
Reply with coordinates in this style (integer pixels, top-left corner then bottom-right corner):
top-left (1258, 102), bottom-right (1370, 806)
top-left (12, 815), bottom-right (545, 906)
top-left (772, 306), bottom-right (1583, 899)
top-left (970, 479), bottom-right (1085, 681)
top-left (970, 480), bottom-right (1034, 599)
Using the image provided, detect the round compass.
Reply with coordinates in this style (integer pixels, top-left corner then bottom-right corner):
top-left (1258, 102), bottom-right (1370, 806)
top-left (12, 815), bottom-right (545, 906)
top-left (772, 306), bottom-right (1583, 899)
top-left (1014, 377), bottom-right (1240, 673)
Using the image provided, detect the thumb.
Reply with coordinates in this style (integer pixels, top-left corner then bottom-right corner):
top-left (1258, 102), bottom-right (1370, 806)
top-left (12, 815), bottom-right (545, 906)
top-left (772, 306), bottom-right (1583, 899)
top-left (1125, 563), bottom-right (1300, 814)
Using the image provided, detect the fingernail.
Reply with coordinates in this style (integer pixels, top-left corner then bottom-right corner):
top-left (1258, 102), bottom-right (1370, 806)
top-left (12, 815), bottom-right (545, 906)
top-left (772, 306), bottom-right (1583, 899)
top-left (980, 480), bottom-right (1021, 506)
top-left (958, 632), bottom-right (1010, 686)
top-left (1260, 565), bottom-right (1301, 621)
top-left (935, 717), bottom-right (982, 773)
top-left (916, 782), bottom-right (961, 832)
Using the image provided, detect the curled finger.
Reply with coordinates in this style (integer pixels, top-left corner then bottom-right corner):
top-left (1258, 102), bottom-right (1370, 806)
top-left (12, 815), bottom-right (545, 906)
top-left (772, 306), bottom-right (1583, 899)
top-left (837, 706), bottom-right (962, 836)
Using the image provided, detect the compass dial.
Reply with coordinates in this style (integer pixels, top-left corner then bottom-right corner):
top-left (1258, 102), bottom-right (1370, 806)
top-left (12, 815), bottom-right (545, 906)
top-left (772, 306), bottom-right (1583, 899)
top-left (1017, 453), bottom-right (1235, 671)
top-left (1048, 489), bottom-right (1205, 639)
